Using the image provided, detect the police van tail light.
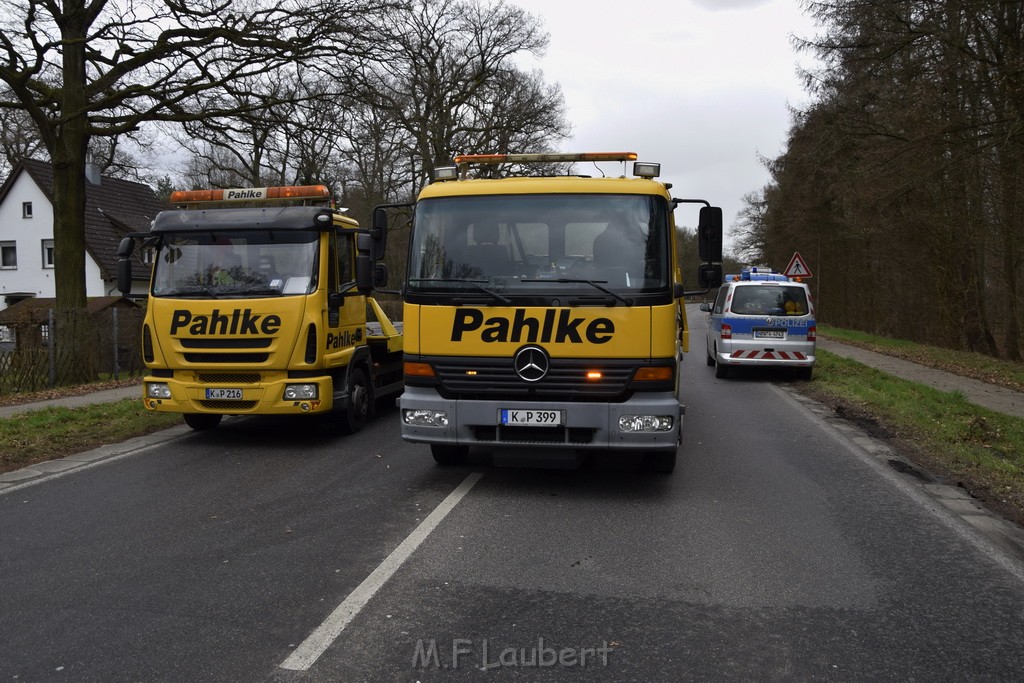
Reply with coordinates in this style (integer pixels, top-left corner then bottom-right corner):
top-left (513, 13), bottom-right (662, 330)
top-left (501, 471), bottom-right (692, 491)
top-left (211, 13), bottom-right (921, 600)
top-left (807, 325), bottom-right (816, 342)
top-left (721, 323), bottom-right (732, 340)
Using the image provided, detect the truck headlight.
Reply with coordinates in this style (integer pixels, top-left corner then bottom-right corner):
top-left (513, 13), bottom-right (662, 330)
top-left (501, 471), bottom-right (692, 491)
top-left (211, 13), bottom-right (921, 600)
top-left (284, 384), bottom-right (318, 400)
top-left (146, 382), bottom-right (171, 399)
top-left (403, 409), bottom-right (449, 427)
top-left (618, 415), bottom-right (674, 432)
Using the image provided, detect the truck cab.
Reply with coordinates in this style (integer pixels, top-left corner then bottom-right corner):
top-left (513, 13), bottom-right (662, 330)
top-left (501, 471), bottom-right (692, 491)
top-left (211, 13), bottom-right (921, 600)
top-left (117, 185), bottom-right (403, 432)
top-left (386, 152), bottom-right (723, 472)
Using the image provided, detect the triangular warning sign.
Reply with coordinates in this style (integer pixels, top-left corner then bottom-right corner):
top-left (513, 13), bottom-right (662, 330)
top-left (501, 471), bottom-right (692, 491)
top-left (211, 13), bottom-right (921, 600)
top-left (784, 252), bottom-right (813, 278)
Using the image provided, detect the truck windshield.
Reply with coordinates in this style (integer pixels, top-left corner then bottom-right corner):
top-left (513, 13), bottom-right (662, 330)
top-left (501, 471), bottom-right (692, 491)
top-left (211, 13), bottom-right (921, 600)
top-left (150, 230), bottom-right (319, 298)
top-left (407, 194), bottom-right (670, 296)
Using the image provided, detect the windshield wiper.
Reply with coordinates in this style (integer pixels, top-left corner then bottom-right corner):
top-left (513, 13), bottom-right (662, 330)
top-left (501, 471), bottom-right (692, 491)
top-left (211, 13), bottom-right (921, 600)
top-left (161, 286), bottom-right (219, 298)
top-left (521, 278), bottom-right (633, 306)
top-left (227, 287), bottom-right (284, 297)
top-left (409, 278), bottom-right (512, 305)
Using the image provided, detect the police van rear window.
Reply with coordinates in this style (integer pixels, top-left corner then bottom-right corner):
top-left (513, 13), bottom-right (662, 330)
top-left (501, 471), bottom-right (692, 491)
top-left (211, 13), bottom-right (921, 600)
top-left (731, 285), bottom-right (808, 316)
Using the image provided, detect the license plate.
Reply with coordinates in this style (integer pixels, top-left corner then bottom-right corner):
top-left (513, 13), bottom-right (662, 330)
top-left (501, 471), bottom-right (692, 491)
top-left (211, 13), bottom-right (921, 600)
top-left (754, 330), bottom-right (785, 339)
top-left (500, 409), bottom-right (563, 426)
top-left (205, 388), bottom-right (243, 400)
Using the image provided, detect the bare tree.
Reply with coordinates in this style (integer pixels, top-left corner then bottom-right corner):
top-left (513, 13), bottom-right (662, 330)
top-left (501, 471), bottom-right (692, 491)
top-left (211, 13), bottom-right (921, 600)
top-left (0, 86), bottom-right (45, 175)
top-left (0, 0), bottom-right (392, 314)
top-left (352, 0), bottom-right (566, 184)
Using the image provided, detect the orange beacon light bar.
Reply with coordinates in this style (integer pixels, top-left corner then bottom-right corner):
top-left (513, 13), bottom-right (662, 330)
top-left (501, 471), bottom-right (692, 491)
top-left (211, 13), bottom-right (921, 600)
top-left (169, 185), bottom-right (331, 204)
top-left (453, 152), bottom-right (638, 165)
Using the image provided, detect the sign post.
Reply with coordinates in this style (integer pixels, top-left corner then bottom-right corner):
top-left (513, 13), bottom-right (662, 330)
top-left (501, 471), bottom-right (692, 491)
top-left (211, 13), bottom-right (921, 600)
top-left (784, 252), bottom-right (813, 279)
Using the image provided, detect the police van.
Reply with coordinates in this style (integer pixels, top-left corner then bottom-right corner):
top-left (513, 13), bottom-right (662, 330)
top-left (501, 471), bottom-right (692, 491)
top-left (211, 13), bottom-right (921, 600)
top-left (699, 268), bottom-right (815, 380)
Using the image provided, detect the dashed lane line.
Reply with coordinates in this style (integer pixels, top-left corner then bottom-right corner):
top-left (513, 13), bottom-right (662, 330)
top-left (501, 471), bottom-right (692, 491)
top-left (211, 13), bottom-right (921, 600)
top-left (279, 471), bottom-right (484, 672)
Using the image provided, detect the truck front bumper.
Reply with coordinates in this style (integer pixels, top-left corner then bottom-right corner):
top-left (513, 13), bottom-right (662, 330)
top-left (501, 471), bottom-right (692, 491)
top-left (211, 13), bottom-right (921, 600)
top-left (399, 386), bottom-right (682, 453)
top-left (141, 372), bottom-right (339, 416)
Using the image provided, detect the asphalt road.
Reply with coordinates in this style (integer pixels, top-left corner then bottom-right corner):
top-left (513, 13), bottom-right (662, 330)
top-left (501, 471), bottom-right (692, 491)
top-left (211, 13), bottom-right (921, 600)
top-left (3, 309), bottom-right (1024, 681)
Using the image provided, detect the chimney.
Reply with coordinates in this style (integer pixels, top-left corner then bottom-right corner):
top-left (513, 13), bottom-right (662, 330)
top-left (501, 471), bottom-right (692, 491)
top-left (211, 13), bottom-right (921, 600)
top-left (85, 162), bottom-right (101, 185)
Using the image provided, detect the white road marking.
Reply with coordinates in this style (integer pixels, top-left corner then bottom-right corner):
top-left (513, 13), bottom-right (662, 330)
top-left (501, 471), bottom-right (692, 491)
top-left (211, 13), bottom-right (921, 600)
top-left (279, 471), bottom-right (484, 671)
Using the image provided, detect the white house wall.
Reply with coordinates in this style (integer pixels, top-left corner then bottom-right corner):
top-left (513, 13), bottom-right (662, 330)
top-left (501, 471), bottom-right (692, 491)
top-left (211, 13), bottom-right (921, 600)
top-left (0, 171), bottom-right (107, 311)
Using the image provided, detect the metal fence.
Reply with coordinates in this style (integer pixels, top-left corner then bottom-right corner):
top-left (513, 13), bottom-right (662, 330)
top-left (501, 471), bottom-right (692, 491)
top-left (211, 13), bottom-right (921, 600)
top-left (0, 306), bottom-right (145, 396)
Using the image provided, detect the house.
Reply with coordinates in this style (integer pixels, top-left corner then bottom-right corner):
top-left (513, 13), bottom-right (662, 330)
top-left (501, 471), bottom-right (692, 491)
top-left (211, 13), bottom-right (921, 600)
top-left (0, 158), bottom-right (166, 314)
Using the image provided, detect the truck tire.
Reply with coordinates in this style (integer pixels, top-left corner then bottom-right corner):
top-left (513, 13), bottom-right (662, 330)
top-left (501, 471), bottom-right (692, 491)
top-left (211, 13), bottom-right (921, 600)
top-left (431, 444), bottom-right (469, 466)
top-left (184, 413), bottom-right (222, 431)
top-left (644, 450), bottom-right (677, 473)
top-left (339, 366), bottom-right (370, 434)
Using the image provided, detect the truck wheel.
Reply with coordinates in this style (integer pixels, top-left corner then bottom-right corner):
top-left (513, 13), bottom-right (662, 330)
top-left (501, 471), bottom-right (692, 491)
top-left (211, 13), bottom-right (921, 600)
top-left (184, 413), bottom-right (222, 431)
top-left (645, 450), bottom-right (677, 473)
top-left (339, 366), bottom-right (369, 434)
top-left (431, 444), bottom-right (468, 466)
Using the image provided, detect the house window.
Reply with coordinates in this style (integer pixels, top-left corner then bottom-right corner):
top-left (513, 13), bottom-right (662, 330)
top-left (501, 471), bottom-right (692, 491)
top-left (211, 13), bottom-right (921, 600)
top-left (0, 325), bottom-right (13, 343)
top-left (22, 202), bottom-right (32, 218)
top-left (1, 242), bottom-right (16, 269)
top-left (42, 239), bottom-right (55, 268)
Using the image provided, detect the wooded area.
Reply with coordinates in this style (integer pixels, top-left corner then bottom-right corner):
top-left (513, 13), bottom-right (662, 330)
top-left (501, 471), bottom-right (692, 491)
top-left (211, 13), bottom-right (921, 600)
top-left (737, 1), bottom-right (1023, 360)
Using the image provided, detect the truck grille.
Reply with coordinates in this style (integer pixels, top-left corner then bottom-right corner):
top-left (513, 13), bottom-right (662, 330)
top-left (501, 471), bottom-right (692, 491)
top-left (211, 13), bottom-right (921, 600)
top-left (430, 356), bottom-right (638, 400)
top-left (199, 400), bottom-right (258, 411)
top-left (473, 425), bottom-right (595, 445)
top-left (184, 352), bottom-right (269, 363)
top-left (196, 372), bottom-right (262, 384)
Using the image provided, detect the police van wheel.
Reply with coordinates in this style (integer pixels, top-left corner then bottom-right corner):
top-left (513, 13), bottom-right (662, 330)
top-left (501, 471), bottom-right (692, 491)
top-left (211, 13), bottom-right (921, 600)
top-left (339, 366), bottom-right (369, 434)
top-left (714, 357), bottom-right (729, 379)
top-left (796, 366), bottom-right (814, 381)
top-left (645, 450), bottom-right (676, 473)
top-left (184, 413), bottom-right (222, 431)
top-left (706, 351), bottom-right (715, 366)
top-left (431, 445), bottom-right (469, 466)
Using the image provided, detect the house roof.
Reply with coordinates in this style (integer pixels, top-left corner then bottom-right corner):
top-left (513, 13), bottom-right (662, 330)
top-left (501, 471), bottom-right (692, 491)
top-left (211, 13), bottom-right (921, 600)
top-left (0, 158), bottom-right (168, 279)
top-left (0, 295), bottom-right (142, 325)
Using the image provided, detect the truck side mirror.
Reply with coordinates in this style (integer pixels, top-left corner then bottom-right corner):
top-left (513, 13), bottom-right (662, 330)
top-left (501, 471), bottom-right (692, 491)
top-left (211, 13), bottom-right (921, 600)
top-left (116, 237), bottom-right (135, 294)
top-left (697, 264), bottom-right (722, 289)
top-left (698, 206), bottom-right (723, 263)
top-left (355, 233), bottom-right (374, 292)
top-left (373, 263), bottom-right (389, 289)
top-left (371, 207), bottom-right (388, 261)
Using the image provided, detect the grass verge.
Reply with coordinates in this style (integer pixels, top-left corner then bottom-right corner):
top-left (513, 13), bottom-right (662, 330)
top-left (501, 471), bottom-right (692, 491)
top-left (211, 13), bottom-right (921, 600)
top-left (0, 400), bottom-right (182, 474)
top-left (797, 350), bottom-right (1024, 526)
top-left (820, 325), bottom-right (1024, 392)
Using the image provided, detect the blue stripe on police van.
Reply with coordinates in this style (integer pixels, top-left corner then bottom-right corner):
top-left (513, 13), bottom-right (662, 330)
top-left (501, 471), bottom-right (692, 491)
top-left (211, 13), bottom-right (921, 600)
top-left (723, 317), bottom-right (815, 334)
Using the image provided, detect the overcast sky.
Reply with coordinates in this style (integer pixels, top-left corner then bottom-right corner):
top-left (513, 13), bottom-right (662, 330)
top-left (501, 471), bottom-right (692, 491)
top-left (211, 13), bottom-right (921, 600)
top-left (508, 0), bottom-right (820, 243)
